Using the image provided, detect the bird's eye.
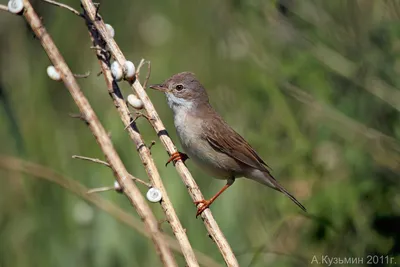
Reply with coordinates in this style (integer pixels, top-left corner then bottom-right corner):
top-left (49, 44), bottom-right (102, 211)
top-left (175, 84), bottom-right (183, 91)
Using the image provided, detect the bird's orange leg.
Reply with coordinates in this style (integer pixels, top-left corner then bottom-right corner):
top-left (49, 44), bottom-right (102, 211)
top-left (165, 151), bottom-right (189, 166)
top-left (194, 178), bottom-right (234, 217)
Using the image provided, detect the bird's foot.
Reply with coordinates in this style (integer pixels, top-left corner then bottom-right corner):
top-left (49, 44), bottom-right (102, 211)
top-left (194, 199), bottom-right (212, 218)
top-left (165, 151), bottom-right (188, 166)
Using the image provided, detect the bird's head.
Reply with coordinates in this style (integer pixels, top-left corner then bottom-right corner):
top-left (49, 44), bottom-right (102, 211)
top-left (150, 72), bottom-right (209, 110)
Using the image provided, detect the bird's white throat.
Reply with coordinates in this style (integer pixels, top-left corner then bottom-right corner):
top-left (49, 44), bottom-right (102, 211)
top-left (165, 92), bottom-right (194, 114)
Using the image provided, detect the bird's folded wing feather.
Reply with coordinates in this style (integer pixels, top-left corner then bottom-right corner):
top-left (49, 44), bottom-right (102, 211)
top-left (202, 117), bottom-right (271, 172)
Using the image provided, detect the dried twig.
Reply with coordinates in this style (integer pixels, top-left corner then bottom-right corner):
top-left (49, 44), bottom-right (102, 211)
top-left (0, 4), bottom-right (8, 12)
top-left (0, 155), bottom-right (223, 267)
top-left (81, 4), bottom-right (200, 266)
top-left (41, 0), bottom-right (81, 16)
top-left (80, 1), bottom-right (239, 266)
top-left (87, 185), bottom-right (115, 193)
top-left (73, 155), bottom-right (109, 166)
top-left (124, 112), bottom-right (152, 130)
top-left (73, 71), bottom-right (90, 78)
top-left (136, 59), bottom-right (151, 88)
top-left (72, 155), bottom-right (152, 187)
top-left (148, 140), bottom-right (156, 151)
top-left (68, 112), bottom-right (89, 124)
top-left (4, 1), bottom-right (178, 266)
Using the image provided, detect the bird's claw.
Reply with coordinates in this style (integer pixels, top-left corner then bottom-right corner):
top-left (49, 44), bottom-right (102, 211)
top-left (194, 199), bottom-right (211, 218)
top-left (165, 152), bottom-right (188, 166)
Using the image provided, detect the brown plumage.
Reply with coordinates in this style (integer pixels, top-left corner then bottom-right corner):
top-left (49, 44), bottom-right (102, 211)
top-left (150, 72), bottom-right (306, 216)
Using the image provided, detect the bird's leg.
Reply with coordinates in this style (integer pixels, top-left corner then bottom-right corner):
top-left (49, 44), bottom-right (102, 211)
top-left (194, 178), bottom-right (235, 217)
top-left (165, 151), bottom-right (189, 166)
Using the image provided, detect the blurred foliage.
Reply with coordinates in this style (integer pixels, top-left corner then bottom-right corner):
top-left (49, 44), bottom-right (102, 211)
top-left (1, 0), bottom-right (400, 266)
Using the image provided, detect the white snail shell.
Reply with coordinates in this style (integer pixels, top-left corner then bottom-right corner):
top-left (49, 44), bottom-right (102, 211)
top-left (127, 94), bottom-right (144, 110)
top-left (123, 60), bottom-right (136, 79)
top-left (113, 180), bottom-right (123, 193)
top-left (46, 65), bottom-right (61, 81)
top-left (8, 0), bottom-right (24, 14)
top-left (111, 61), bottom-right (123, 81)
top-left (105, 24), bottom-right (115, 38)
top-left (114, 180), bottom-right (121, 190)
top-left (146, 188), bottom-right (162, 202)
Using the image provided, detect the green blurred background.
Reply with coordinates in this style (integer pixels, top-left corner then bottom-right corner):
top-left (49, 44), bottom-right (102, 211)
top-left (1, 0), bottom-right (400, 266)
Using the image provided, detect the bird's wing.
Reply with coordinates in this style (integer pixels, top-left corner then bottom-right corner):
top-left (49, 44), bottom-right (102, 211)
top-left (202, 114), bottom-right (307, 212)
top-left (202, 116), bottom-right (271, 172)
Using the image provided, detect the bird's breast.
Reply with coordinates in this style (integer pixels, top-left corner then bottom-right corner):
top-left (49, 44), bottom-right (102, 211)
top-left (172, 109), bottom-right (241, 179)
top-left (173, 109), bottom-right (203, 156)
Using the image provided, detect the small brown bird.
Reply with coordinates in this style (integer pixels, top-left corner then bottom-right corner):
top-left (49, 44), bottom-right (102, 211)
top-left (150, 72), bottom-right (306, 217)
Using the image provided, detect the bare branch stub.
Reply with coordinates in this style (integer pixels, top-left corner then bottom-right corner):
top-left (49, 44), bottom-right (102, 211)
top-left (69, 112), bottom-right (89, 125)
top-left (135, 59), bottom-right (151, 88)
top-left (72, 155), bottom-right (110, 166)
top-left (124, 112), bottom-right (153, 130)
top-left (148, 140), bottom-right (156, 152)
top-left (72, 155), bottom-right (152, 188)
top-left (87, 185), bottom-right (115, 194)
top-left (74, 71), bottom-right (91, 78)
top-left (41, 0), bottom-right (82, 17)
top-left (0, 4), bottom-right (9, 12)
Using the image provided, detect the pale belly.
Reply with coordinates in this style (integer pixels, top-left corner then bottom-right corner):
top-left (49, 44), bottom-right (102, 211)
top-left (174, 112), bottom-right (242, 180)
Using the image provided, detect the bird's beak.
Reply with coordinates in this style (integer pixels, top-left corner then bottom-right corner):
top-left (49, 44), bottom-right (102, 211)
top-left (149, 84), bottom-right (168, 92)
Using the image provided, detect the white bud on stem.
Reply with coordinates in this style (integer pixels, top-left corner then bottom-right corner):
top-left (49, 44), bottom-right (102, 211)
top-left (127, 94), bottom-right (144, 109)
top-left (123, 60), bottom-right (136, 79)
top-left (111, 61), bottom-right (123, 81)
top-left (46, 66), bottom-right (61, 81)
top-left (8, 0), bottom-right (24, 14)
top-left (146, 188), bottom-right (162, 202)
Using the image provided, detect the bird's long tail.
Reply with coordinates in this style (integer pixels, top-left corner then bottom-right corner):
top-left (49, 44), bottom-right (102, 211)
top-left (266, 173), bottom-right (307, 212)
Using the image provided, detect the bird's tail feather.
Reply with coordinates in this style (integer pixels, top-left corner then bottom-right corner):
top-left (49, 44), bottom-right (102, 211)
top-left (267, 174), bottom-right (307, 212)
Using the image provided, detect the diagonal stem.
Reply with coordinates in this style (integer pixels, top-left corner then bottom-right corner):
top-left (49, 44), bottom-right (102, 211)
top-left (81, 6), bottom-right (200, 267)
top-left (79, 0), bottom-right (239, 266)
top-left (17, 1), bottom-right (178, 266)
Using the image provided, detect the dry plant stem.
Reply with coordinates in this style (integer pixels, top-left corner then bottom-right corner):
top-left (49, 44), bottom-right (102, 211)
top-left (87, 186), bottom-right (114, 193)
top-left (0, 4), bottom-right (8, 12)
top-left (136, 59), bottom-right (151, 88)
top-left (17, 1), bottom-right (177, 266)
top-left (73, 71), bottom-right (91, 78)
top-left (80, 1), bottom-right (238, 266)
top-left (73, 155), bottom-right (110, 166)
top-left (0, 155), bottom-right (222, 267)
top-left (41, 0), bottom-right (81, 16)
top-left (83, 8), bottom-right (200, 267)
top-left (72, 155), bottom-right (152, 187)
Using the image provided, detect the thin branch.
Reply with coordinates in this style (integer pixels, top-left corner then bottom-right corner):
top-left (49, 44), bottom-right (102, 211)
top-left (148, 140), bottom-right (156, 151)
top-left (136, 59), bottom-right (151, 88)
top-left (0, 155), bottom-right (222, 267)
top-left (18, 1), bottom-right (177, 266)
top-left (73, 155), bottom-right (109, 166)
top-left (0, 4), bottom-right (8, 12)
top-left (73, 71), bottom-right (90, 78)
top-left (124, 112), bottom-right (152, 130)
top-left (41, 0), bottom-right (81, 16)
top-left (81, 5), bottom-right (200, 267)
top-left (87, 185), bottom-right (115, 194)
top-left (72, 155), bottom-right (152, 188)
top-left (136, 58), bottom-right (146, 74)
top-left (80, 1), bottom-right (239, 266)
top-left (143, 60), bottom-right (151, 89)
